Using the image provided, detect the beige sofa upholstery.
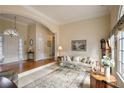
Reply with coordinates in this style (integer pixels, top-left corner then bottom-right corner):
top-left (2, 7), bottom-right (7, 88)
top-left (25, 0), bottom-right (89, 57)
top-left (60, 56), bottom-right (95, 71)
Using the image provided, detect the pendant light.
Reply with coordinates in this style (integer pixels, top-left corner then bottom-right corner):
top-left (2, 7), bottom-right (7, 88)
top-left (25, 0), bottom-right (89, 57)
top-left (4, 16), bottom-right (18, 37)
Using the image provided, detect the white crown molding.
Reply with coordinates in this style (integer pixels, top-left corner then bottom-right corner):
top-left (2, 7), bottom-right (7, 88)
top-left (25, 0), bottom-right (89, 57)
top-left (21, 6), bottom-right (111, 26)
top-left (59, 11), bottom-right (110, 25)
top-left (23, 6), bottom-right (59, 25)
top-left (0, 16), bottom-right (28, 26)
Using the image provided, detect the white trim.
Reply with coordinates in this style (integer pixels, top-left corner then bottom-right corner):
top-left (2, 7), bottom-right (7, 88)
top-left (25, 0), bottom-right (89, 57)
top-left (35, 56), bottom-right (53, 61)
top-left (0, 61), bottom-right (23, 65)
top-left (18, 62), bottom-right (56, 78)
top-left (117, 5), bottom-right (123, 21)
top-left (0, 16), bottom-right (28, 26)
top-left (59, 12), bottom-right (110, 25)
top-left (23, 6), bottom-right (110, 26)
top-left (116, 72), bottom-right (124, 83)
top-left (23, 6), bottom-right (58, 25)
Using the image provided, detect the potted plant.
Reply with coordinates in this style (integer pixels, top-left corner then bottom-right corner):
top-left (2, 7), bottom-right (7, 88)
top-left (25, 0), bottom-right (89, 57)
top-left (101, 56), bottom-right (114, 77)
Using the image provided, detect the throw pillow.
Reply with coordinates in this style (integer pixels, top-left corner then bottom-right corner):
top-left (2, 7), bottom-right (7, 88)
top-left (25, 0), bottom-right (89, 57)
top-left (71, 56), bottom-right (74, 61)
top-left (62, 56), bottom-right (67, 61)
top-left (85, 57), bottom-right (91, 64)
top-left (81, 58), bottom-right (85, 63)
top-left (73, 56), bottom-right (81, 62)
top-left (66, 56), bottom-right (72, 61)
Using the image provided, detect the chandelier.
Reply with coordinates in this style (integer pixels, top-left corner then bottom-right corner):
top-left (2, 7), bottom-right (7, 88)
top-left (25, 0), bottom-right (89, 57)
top-left (4, 16), bottom-right (18, 37)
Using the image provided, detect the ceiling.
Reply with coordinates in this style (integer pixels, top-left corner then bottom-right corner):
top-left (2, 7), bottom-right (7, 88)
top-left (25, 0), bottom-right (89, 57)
top-left (30, 5), bottom-right (111, 25)
top-left (0, 5), bottom-right (111, 25)
top-left (0, 14), bottom-right (35, 25)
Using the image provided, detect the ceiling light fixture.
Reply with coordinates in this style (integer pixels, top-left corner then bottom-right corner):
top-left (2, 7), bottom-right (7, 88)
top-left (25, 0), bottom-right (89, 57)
top-left (4, 16), bottom-right (18, 37)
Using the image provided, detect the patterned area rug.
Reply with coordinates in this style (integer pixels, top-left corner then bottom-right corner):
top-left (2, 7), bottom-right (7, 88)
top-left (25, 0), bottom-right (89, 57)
top-left (23, 64), bottom-right (90, 88)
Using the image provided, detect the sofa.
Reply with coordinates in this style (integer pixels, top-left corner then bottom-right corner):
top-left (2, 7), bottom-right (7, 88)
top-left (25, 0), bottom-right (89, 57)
top-left (60, 56), bottom-right (95, 72)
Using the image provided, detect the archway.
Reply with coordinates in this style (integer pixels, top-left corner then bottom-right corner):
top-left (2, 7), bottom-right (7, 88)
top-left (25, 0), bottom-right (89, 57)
top-left (0, 6), bottom-right (59, 59)
top-left (0, 6), bottom-right (58, 33)
top-left (0, 14), bottom-right (57, 64)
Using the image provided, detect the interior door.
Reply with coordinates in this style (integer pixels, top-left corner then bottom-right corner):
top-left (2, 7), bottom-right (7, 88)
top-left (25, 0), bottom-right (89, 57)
top-left (3, 35), bottom-right (19, 63)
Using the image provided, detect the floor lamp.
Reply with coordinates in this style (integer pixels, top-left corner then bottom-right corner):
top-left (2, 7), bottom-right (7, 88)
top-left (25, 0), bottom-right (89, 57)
top-left (58, 46), bottom-right (63, 56)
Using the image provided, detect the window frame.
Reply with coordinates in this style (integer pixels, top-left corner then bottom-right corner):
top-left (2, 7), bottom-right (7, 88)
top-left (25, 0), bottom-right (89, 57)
top-left (118, 6), bottom-right (123, 21)
top-left (115, 5), bottom-right (124, 82)
top-left (18, 38), bottom-right (23, 60)
top-left (0, 35), bottom-right (3, 56)
top-left (117, 31), bottom-right (124, 81)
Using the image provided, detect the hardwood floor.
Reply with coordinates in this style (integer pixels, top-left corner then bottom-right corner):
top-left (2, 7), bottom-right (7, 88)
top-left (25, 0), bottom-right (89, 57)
top-left (0, 59), bottom-right (56, 74)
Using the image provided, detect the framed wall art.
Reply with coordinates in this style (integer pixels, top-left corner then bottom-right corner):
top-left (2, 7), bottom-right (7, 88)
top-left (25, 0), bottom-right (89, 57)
top-left (71, 40), bottom-right (86, 51)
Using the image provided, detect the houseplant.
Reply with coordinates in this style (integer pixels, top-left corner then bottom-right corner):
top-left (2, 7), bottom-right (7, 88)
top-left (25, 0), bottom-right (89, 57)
top-left (101, 56), bottom-right (114, 77)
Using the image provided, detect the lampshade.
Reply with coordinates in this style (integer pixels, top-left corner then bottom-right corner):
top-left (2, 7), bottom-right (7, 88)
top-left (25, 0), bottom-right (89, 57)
top-left (105, 41), bottom-right (110, 50)
top-left (58, 46), bottom-right (63, 50)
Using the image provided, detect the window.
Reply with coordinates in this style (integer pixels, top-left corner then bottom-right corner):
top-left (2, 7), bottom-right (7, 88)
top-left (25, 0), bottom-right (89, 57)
top-left (118, 6), bottom-right (124, 20)
top-left (19, 39), bottom-right (23, 60)
top-left (109, 35), bottom-right (115, 62)
top-left (117, 31), bottom-right (124, 78)
top-left (108, 35), bottom-right (115, 74)
top-left (116, 5), bottom-right (124, 80)
top-left (0, 36), bottom-right (3, 56)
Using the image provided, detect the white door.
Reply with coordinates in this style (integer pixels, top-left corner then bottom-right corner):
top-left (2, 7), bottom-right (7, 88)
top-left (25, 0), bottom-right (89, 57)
top-left (4, 35), bottom-right (19, 63)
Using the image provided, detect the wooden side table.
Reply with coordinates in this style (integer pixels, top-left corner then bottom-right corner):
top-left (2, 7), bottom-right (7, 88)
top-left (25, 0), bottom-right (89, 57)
top-left (0, 68), bottom-right (18, 83)
top-left (57, 56), bottom-right (63, 62)
top-left (27, 51), bottom-right (34, 60)
top-left (90, 72), bottom-right (117, 88)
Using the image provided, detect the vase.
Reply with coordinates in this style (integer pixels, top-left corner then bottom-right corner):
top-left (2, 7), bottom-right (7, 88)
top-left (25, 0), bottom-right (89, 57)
top-left (104, 66), bottom-right (110, 78)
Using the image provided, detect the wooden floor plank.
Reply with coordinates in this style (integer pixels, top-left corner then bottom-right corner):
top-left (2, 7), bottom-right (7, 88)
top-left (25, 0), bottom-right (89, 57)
top-left (0, 59), bottom-right (56, 74)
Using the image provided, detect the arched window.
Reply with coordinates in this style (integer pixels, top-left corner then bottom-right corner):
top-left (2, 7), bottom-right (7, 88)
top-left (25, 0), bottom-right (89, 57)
top-left (0, 36), bottom-right (3, 55)
top-left (19, 38), bottom-right (23, 60)
top-left (117, 6), bottom-right (124, 80)
top-left (0, 35), bottom-right (4, 63)
top-left (118, 6), bottom-right (124, 20)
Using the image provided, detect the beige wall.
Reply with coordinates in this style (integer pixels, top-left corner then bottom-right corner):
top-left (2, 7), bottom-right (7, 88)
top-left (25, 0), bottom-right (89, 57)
top-left (59, 15), bottom-right (110, 60)
top-left (28, 24), bottom-right (36, 59)
top-left (28, 23), bottom-right (54, 61)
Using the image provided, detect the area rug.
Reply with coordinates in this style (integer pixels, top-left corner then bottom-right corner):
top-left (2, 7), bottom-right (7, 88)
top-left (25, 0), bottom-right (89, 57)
top-left (23, 64), bottom-right (90, 88)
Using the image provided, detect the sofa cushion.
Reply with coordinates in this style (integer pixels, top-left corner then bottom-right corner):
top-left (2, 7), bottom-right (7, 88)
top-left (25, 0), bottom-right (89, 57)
top-left (61, 56), bottom-right (72, 62)
top-left (80, 58), bottom-right (85, 63)
top-left (85, 57), bottom-right (91, 64)
top-left (60, 56), bottom-right (95, 72)
top-left (66, 56), bottom-right (72, 61)
top-left (73, 56), bottom-right (81, 62)
top-left (61, 56), bottom-right (66, 62)
top-left (80, 57), bottom-right (87, 63)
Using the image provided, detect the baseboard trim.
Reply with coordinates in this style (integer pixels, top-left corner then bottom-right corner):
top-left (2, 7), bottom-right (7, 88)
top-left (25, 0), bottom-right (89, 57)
top-left (34, 57), bottom-right (55, 61)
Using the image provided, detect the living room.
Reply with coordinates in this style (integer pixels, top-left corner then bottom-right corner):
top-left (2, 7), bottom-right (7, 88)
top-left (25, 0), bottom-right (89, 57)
top-left (0, 4), bottom-right (124, 89)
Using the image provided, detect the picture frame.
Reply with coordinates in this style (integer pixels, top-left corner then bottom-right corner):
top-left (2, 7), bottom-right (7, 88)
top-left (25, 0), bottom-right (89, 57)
top-left (71, 40), bottom-right (86, 51)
